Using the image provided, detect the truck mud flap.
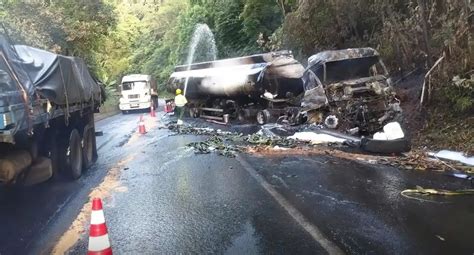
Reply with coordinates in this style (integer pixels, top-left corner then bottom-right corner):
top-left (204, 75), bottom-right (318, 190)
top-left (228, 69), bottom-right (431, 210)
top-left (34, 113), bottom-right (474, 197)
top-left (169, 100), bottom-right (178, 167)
top-left (360, 137), bottom-right (411, 154)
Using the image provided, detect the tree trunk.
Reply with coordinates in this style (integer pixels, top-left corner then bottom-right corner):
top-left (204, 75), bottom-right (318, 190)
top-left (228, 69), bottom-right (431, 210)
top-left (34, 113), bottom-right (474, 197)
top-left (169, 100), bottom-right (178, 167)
top-left (417, 0), bottom-right (433, 67)
top-left (276, 0), bottom-right (287, 15)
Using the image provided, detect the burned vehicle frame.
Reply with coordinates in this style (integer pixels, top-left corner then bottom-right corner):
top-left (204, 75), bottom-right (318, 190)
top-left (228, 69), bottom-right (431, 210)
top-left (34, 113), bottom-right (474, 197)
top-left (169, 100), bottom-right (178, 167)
top-left (300, 48), bottom-right (402, 135)
top-left (167, 51), bottom-right (306, 124)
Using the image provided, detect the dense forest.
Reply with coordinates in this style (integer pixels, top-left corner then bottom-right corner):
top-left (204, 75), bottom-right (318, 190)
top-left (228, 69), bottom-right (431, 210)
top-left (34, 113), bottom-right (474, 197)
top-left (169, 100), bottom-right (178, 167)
top-left (1, 0), bottom-right (472, 147)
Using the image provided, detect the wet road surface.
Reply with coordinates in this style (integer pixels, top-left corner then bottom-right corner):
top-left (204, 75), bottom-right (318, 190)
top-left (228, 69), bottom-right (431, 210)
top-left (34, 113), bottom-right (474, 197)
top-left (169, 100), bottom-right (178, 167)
top-left (67, 113), bottom-right (327, 254)
top-left (0, 112), bottom-right (143, 254)
top-left (245, 155), bottom-right (474, 254)
top-left (0, 106), bottom-right (473, 254)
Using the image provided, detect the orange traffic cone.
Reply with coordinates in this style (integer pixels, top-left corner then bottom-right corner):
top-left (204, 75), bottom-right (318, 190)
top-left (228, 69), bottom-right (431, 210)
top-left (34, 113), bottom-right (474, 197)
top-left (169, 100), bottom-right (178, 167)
top-left (88, 198), bottom-right (112, 255)
top-left (150, 104), bottom-right (156, 118)
top-left (138, 115), bottom-right (147, 134)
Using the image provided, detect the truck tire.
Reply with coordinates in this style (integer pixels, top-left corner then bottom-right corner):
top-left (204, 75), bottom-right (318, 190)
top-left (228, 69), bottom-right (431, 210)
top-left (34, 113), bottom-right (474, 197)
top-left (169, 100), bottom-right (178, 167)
top-left (256, 110), bottom-right (271, 125)
top-left (238, 109), bottom-right (247, 122)
top-left (66, 129), bottom-right (83, 180)
top-left (82, 127), bottom-right (95, 170)
top-left (189, 107), bottom-right (200, 118)
top-left (92, 128), bottom-right (98, 162)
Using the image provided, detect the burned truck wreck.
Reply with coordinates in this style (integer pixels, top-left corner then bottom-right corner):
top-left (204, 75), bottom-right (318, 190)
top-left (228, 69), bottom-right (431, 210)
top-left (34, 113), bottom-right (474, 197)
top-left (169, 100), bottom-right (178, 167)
top-left (168, 51), bottom-right (305, 124)
top-left (168, 48), bottom-right (402, 137)
top-left (301, 48), bottom-right (402, 135)
top-left (167, 48), bottom-right (408, 153)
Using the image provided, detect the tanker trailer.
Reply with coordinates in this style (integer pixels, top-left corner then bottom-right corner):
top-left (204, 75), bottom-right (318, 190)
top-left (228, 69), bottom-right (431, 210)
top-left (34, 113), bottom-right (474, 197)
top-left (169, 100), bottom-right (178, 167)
top-left (167, 51), bottom-right (305, 124)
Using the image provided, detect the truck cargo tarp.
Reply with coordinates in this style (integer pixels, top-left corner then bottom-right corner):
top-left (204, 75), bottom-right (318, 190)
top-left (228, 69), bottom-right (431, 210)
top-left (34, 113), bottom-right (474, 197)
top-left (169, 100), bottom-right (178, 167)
top-left (0, 35), bottom-right (101, 105)
top-left (14, 45), bottom-right (101, 105)
top-left (0, 36), bottom-right (34, 97)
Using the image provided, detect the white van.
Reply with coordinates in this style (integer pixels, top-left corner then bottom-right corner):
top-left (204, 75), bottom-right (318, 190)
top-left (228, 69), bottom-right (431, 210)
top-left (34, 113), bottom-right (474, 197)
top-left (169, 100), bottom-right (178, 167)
top-left (119, 74), bottom-right (158, 113)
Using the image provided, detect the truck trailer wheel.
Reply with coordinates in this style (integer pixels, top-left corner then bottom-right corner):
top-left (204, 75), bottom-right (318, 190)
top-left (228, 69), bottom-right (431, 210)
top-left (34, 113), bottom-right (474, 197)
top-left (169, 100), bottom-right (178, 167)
top-left (82, 127), bottom-right (95, 170)
top-left (256, 110), bottom-right (271, 125)
top-left (66, 129), bottom-right (83, 180)
top-left (238, 109), bottom-right (248, 122)
top-left (189, 107), bottom-right (200, 118)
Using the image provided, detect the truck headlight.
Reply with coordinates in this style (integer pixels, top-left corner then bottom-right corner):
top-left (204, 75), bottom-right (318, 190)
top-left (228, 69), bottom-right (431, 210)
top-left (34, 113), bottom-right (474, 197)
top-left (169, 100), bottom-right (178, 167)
top-left (119, 97), bottom-right (125, 104)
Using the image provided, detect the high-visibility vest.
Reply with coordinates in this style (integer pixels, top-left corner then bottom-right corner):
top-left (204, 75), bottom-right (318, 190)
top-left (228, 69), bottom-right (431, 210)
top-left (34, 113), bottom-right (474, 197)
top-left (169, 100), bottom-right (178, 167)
top-left (175, 94), bottom-right (188, 107)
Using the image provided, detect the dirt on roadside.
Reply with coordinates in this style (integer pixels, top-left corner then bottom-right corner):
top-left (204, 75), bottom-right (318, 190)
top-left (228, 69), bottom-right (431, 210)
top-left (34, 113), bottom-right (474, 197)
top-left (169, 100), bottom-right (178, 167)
top-left (393, 73), bottom-right (473, 155)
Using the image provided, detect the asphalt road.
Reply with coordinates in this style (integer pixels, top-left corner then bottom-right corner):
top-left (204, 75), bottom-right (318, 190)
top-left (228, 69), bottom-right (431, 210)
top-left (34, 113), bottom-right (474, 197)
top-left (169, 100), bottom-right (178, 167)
top-left (0, 106), bottom-right (473, 254)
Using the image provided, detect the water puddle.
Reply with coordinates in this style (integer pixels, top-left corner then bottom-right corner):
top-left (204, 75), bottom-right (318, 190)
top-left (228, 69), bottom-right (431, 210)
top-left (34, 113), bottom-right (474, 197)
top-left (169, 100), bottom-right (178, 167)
top-left (224, 221), bottom-right (260, 255)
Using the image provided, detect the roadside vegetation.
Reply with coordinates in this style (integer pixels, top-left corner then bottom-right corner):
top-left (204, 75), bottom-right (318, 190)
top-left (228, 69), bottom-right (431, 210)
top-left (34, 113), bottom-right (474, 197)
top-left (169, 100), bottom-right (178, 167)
top-left (0, 0), bottom-right (472, 152)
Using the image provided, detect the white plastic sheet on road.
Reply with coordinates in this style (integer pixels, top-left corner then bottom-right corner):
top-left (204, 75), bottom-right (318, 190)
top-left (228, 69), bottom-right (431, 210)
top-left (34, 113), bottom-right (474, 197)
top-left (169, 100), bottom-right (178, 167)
top-left (289, 132), bottom-right (346, 144)
top-left (429, 150), bottom-right (474, 166)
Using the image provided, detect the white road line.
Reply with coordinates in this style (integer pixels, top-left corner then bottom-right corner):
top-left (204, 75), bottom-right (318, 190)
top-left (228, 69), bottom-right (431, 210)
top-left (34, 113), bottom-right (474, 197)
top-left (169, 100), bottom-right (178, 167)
top-left (236, 155), bottom-right (344, 255)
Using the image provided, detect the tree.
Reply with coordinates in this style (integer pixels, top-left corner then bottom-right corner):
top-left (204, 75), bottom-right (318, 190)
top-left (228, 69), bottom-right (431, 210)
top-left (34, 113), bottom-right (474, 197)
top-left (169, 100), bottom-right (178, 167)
top-left (241, 0), bottom-right (283, 50)
top-left (1, 0), bottom-right (116, 74)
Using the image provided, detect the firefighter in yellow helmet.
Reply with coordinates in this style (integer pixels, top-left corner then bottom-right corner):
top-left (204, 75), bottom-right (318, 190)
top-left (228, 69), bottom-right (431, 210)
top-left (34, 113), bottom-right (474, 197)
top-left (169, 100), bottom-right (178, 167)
top-left (174, 89), bottom-right (187, 125)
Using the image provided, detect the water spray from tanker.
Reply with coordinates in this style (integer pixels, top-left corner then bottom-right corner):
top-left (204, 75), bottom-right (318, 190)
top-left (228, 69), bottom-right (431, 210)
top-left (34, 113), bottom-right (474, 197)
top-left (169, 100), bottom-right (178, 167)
top-left (183, 24), bottom-right (217, 96)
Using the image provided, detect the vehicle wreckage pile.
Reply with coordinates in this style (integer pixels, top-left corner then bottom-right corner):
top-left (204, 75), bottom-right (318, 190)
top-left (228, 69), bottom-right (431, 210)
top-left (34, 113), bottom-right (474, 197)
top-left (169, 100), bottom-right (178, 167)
top-left (168, 48), bottom-right (402, 134)
top-left (165, 46), bottom-right (473, 178)
top-left (166, 48), bottom-right (411, 157)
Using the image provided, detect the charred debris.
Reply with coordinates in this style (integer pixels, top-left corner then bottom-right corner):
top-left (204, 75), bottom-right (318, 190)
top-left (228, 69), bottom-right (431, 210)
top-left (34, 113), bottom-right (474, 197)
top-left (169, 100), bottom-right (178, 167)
top-left (165, 123), bottom-right (473, 182)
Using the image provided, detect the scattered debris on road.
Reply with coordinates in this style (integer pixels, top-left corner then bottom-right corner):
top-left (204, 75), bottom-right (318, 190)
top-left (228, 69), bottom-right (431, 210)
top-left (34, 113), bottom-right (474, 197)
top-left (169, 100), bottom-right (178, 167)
top-left (168, 124), bottom-right (232, 136)
top-left (187, 135), bottom-right (240, 157)
top-left (288, 132), bottom-right (346, 145)
top-left (166, 120), bottom-right (473, 177)
top-left (401, 186), bottom-right (474, 197)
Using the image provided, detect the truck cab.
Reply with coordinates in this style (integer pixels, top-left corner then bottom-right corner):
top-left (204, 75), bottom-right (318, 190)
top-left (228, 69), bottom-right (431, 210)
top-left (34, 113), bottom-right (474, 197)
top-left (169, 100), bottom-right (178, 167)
top-left (302, 48), bottom-right (402, 134)
top-left (119, 74), bottom-right (158, 113)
